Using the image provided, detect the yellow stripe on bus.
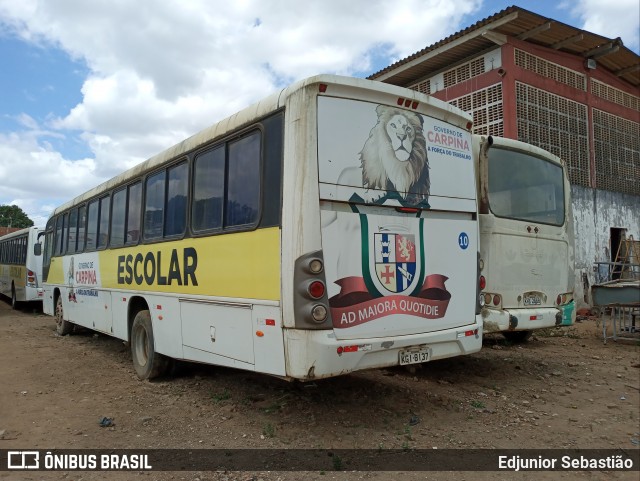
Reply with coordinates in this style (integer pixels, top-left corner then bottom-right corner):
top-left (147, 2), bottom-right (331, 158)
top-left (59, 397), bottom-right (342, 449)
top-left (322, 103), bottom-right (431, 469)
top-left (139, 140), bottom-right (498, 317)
top-left (48, 227), bottom-right (281, 301)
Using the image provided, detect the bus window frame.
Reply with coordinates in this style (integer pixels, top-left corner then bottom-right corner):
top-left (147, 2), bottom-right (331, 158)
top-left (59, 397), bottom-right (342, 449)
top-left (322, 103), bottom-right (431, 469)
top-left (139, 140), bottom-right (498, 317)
top-left (190, 125), bottom-right (265, 238)
top-left (484, 145), bottom-right (567, 228)
top-left (141, 157), bottom-right (190, 245)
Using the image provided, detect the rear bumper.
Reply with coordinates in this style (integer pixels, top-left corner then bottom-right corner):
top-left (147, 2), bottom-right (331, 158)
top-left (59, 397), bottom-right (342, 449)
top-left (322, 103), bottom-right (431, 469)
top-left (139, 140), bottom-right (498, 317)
top-left (482, 306), bottom-right (566, 333)
top-left (284, 316), bottom-right (483, 380)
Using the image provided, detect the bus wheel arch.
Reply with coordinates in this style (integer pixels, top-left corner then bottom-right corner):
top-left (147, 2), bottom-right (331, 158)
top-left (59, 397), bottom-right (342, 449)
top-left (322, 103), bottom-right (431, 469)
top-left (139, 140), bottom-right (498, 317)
top-left (54, 290), bottom-right (74, 335)
top-left (129, 301), bottom-right (169, 380)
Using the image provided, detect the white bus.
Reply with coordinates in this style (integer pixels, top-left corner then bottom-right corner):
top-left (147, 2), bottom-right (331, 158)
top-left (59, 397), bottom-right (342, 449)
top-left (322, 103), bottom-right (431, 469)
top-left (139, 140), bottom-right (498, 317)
top-left (0, 226), bottom-right (44, 309)
top-left (473, 135), bottom-right (575, 342)
top-left (42, 75), bottom-right (482, 380)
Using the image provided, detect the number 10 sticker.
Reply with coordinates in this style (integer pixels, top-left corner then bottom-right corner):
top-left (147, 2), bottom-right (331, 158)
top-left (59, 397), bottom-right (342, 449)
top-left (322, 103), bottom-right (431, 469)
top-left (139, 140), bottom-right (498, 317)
top-left (458, 232), bottom-right (469, 250)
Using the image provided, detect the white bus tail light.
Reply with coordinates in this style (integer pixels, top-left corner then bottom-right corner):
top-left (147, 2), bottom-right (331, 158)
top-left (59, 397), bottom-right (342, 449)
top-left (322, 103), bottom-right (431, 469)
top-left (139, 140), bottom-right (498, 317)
top-left (311, 305), bottom-right (327, 322)
top-left (309, 259), bottom-right (323, 274)
top-left (492, 294), bottom-right (501, 306)
top-left (479, 275), bottom-right (486, 290)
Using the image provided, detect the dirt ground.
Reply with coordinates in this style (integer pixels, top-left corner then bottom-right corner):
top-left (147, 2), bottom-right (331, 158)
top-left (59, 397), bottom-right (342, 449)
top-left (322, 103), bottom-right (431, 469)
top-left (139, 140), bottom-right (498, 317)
top-left (0, 299), bottom-right (638, 481)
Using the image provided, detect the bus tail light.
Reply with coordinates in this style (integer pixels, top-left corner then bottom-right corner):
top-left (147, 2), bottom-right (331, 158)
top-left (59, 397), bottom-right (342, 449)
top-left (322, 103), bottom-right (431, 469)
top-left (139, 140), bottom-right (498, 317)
top-left (396, 98), bottom-right (420, 110)
top-left (311, 305), bottom-right (327, 322)
top-left (337, 344), bottom-right (371, 355)
top-left (27, 269), bottom-right (37, 287)
top-left (294, 251), bottom-right (332, 330)
top-left (476, 252), bottom-right (483, 315)
top-left (556, 292), bottom-right (573, 306)
top-left (308, 281), bottom-right (325, 299)
top-left (492, 294), bottom-right (501, 306)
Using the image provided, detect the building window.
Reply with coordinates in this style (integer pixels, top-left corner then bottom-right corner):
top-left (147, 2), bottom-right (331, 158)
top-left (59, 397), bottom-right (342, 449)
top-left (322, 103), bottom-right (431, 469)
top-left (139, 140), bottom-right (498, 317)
top-left (515, 49), bottom-right (586, 91)
top-left (515, 82), bottom-right (590, 188)
top-left (449, 83), bottom-right (504, 137)
top-left (593, 109), bottom-right (640, 195)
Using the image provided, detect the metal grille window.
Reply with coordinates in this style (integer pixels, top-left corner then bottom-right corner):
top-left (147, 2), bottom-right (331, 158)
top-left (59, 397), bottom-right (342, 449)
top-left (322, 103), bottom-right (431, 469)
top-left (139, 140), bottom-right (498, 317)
top-left (409, 79), bottom-right (430, 94)
top-left (515, 82), bottom-right (590, 187)
top-left (591, 79), bottom-right (640, 112)
top-left (515, 49), bottom-right (586, 91)
top-left (442, 57), bottom-right (486, 89)
top-left (593, 109), bottom-right (640, 195)
top-left (449, 83), bottom-right (503, 137)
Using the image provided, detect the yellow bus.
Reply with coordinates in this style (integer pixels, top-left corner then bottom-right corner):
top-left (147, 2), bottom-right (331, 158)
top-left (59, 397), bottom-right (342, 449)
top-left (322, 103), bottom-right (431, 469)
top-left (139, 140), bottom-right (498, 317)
top-left (473, 135), bottom-right (575, 342)
top-left (42, 75), bottom-right (483, 380)
top-left (0, 226), bottom-right (44, 309)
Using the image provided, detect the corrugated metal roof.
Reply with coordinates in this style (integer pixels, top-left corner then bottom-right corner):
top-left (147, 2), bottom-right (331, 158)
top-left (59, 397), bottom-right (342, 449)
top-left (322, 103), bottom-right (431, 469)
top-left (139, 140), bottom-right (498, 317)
top-left (369, 5), bottom-right (640, 88)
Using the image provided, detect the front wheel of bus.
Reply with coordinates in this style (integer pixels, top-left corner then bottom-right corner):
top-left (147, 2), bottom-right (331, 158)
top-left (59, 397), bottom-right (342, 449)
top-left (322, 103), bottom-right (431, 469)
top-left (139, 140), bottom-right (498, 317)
top-left (131, 310), bottom-right (169, 381)
top-left (55, 296), bottom-right (74, 335)
top-left (502, 330), bottom-right (532, 343)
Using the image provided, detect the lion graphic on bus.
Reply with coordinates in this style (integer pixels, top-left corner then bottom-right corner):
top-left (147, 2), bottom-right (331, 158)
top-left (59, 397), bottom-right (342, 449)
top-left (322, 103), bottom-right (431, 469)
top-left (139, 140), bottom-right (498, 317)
top-left (336, 104), bottom-right (430, 207)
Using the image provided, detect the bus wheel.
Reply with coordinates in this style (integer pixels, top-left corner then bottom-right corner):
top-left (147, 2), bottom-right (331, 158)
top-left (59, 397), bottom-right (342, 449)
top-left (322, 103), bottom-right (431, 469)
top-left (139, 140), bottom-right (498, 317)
top-left (55, 296), bottom-right (74, 335)
top-left (502, 330), bottom-right (532, 343)
top-left (11, 285), bottom-right (19, 310)
top-left (131, 310), bottom-right (169, 380)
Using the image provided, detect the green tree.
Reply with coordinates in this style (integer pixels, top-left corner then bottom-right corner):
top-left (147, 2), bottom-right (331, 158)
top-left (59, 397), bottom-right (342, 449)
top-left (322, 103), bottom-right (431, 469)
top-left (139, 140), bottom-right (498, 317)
top-left (0, 205), bottom-right (34, 228)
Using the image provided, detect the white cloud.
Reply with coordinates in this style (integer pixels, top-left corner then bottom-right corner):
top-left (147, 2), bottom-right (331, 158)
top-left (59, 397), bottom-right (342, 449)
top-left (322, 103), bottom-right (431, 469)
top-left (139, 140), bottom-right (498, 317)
top-left (569, 0), bottom-right (639, 52)
top-left (0, 0), bottom-right (482, 223)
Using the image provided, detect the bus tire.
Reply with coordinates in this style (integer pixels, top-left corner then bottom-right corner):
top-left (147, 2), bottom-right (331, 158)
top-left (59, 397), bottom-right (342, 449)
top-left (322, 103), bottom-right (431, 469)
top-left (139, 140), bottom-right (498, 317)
top-left (131, 310), bottom-right (169, 380)
top-left (11, 285), bottom-right (19, 310)
top-left (502, 330), bottom-right (532, 343)
top-left (55, 296), bottom-right (74, 335)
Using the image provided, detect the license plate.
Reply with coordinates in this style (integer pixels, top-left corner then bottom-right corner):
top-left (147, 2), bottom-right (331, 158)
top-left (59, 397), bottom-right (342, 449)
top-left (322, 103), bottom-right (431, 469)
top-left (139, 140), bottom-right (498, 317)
top-left (523, 294), bottom-right (542, 306)
top-left (399, 348), bottom-right (430, 366)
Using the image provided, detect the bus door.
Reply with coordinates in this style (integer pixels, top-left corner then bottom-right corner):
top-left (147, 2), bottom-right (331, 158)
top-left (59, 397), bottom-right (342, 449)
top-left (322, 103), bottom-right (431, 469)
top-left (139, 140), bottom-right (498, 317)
top-left (317, 97), bottom-right (478, 340)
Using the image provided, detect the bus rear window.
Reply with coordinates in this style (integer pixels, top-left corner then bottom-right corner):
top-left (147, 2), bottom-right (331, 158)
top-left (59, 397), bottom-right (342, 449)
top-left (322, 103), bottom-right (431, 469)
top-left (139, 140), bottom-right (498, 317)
top-left (488, 148), bottom-right (565, 226)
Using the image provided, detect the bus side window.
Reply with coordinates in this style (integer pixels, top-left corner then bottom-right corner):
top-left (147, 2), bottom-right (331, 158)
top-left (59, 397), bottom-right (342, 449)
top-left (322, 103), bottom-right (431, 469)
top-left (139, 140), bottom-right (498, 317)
top-left (226, 132), bottom-right (261, 227)
top-left (165, 162), bottom-right (188, 237)
top-left (97, 196), bottom-right (110, 249)
top-left (192, 146), bottom-right (225, 232)
top-left (144, 171), bottom-right (165, 240)
top-left (111, 189), bottom-right (126, 247)
top-left (126, 182), bottom-right (142, 245)
top-left (86, 200), bottom-right (99, 250)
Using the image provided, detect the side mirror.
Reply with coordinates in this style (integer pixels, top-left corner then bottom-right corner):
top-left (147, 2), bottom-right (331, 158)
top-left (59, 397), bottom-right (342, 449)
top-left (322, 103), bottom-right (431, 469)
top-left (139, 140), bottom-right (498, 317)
top-left (34, 243), bottom-right (42, 256)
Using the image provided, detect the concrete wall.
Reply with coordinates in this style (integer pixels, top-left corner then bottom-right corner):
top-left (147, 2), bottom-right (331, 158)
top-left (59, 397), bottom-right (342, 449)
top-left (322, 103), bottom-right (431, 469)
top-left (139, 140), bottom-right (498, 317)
top-left (571, 185), bottom-right (640, 308)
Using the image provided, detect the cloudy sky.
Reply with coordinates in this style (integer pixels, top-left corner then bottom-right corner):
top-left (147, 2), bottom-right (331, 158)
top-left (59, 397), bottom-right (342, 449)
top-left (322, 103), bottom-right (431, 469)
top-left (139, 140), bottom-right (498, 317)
top-left (1, 0), bottom-right (638, 227)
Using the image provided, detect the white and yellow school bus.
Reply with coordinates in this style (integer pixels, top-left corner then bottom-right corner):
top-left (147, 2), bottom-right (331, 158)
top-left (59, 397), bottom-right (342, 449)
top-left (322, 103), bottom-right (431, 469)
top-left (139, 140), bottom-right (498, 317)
top-left (42, 75), bottom-right (482, 380)
top-left (0, 226), bottom-right (44, 309)
top-left (473, 135), bottom-right (575, 342)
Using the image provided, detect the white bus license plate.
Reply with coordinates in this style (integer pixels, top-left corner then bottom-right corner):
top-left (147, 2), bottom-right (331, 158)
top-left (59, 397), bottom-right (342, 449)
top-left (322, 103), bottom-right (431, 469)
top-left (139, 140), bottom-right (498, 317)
top-left (399, 348), bottom-right (430, 366)
top-left (523, 294), bottom-right (542, 306)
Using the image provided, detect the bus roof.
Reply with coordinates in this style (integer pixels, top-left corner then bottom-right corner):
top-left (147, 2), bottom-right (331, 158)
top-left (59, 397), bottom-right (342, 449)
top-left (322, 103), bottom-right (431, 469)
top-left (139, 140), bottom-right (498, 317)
top-left (0, 226), bottom-right (43, 240)
top-left (51, 74), bottom-right (472, 217)
top-left (482, 135), bottom-right (564, 167)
